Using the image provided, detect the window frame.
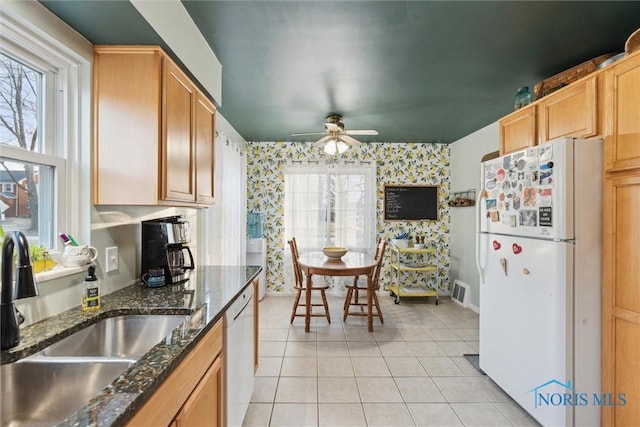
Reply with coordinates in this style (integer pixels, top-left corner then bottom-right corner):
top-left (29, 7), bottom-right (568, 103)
top-left (1, 3), bottom-right (92, 281)
top-left (284, 161), bottom-right (377, 254)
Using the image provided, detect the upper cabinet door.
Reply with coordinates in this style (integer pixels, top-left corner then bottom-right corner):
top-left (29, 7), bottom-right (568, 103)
top-left (537, 76), bottom-right (598, 144)
top-left (195, 93), bottom-right (216, 204)
top-left (93, 47), bottom-right (163, 205)
top-left (499, 106), bottom-right (536, 155)
top-left (163, 61), bottom-right (196, 203)
top-left (604, 51), bottom-right (640, 172)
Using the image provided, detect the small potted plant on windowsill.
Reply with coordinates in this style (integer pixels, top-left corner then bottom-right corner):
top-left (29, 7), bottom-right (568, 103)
top-left (30, 244), bottom-right (57, 273)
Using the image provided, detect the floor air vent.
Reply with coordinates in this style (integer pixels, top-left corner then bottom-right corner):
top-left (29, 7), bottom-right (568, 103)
top-left (452, 280), bottom-right (469, 307)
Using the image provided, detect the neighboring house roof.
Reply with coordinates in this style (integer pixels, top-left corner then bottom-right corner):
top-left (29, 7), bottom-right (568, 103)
top-left (0, 192), bottom-right (17, 199)
top-left (0, 170), bottom-right (27, 183)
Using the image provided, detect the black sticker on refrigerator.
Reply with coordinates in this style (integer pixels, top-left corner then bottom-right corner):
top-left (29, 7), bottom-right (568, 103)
top-left (519, 210), bottom-right (537, 227)
top-left (539, 206), bottom-right (552, 227)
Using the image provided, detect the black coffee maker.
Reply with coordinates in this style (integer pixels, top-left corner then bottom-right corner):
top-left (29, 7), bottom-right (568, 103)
top-left (141, 216), bottom-right (194, 286)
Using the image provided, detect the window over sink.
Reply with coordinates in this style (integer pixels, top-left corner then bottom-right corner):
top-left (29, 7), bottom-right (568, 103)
top-left (1, 3), bottom-right (92, 280)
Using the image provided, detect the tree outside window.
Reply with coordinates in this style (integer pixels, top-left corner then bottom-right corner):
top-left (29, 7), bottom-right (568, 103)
top-left (0, 53), bottom-right (42, 236)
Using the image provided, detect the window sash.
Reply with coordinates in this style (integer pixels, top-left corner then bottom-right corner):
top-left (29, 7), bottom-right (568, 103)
top-left (0, 16), bottom-right (70, 250)
top-left (284, 162), bottom-right (376, 254)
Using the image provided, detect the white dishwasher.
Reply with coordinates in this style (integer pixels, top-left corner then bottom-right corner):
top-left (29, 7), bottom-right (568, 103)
top-left (224, 285), bottom-right (255, 427)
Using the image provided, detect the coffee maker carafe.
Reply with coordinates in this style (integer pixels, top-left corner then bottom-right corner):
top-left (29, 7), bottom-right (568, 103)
top-left (141, 216), bottom-right (194, 286)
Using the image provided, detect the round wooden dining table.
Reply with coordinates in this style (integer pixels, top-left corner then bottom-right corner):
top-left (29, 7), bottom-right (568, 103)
top-left (297, 251), bottom-right (378, 332)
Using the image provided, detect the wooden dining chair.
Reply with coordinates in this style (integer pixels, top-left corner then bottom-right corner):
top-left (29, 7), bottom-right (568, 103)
top-left (343, 238), bottom-right (387, 323)
top-left (288, 238), bottom-right (331, 324)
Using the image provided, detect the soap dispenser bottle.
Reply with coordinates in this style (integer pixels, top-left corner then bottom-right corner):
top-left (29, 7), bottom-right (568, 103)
top-left (82, 264), bottom-right (101, 312)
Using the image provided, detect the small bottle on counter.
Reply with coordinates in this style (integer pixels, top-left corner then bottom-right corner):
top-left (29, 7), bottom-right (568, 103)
top-left (82, 264), bottom-right (101, 312)
top-left (514, 86), bottom-right (532, 110)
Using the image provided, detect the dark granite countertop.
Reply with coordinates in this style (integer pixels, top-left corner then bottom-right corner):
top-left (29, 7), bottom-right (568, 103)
top-left (1, 265), bottom-right (261, 427)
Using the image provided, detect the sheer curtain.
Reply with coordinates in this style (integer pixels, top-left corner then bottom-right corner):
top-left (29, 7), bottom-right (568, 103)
top-left (284, 161), bottom-right (376, 290)
top-left (207, 130), bottom-right (247, 265)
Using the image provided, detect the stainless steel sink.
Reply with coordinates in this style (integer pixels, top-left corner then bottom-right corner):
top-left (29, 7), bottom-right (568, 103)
top-left (1, 357), bottom-right (134, 427)
top-left (39, 314), bottom-right (189, 358)
top-left (1, 314), bottom-right (189, 427)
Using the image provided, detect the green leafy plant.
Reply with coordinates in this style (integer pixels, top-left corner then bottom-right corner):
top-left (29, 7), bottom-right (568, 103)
top-left (29, 244), bottom-right (47, 262)
top-left (29, 244), bottom-right (57, 272)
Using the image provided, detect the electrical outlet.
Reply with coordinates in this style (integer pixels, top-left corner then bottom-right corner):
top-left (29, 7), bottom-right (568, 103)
top-left (105, 246), bottom-right (119, 272)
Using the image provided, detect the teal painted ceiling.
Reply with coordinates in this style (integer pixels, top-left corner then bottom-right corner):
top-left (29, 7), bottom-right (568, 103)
top-left (40, 1), bottom-right (640, 144)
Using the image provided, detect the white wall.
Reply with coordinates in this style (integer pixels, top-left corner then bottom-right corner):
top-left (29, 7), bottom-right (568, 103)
top-left (202, 113), bottom-right (248, 266)
top-left (449, 122), bottom-right (499, 311)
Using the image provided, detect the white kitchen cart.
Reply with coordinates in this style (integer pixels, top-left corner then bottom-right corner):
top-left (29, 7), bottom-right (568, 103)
top-left (388, 245), bottom-right (439, 305)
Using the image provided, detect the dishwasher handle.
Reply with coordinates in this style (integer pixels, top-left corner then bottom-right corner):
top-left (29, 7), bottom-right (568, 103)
top-left (228, 287), bottom-right (254, 322)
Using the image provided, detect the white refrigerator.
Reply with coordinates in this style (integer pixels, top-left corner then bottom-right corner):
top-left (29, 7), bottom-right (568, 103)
top-left (475, 137), bottom-right (602, 427)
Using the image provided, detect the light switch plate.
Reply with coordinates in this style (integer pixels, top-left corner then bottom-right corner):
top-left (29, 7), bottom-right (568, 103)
top-left (105, 246), bottom-right (119, 272)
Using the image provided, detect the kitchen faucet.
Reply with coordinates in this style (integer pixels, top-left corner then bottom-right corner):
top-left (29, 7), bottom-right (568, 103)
top-left (1, 231), bottom-right (39, 350)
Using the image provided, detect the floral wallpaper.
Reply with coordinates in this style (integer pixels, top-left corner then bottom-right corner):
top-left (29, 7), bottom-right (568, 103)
top-left (246, 141), bottom-right (451, 296)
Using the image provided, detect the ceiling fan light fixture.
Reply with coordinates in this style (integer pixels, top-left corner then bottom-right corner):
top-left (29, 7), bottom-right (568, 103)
top-left (324, 139), bottom-right (338, 155)
top-left (295, 114), bottom-right (375, 155)
top-left (336, 139), bottom-right (350, 154)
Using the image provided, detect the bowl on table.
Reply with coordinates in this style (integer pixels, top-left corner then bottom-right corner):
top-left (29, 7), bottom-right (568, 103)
top-left (322, 246), bottom-right (348, 259)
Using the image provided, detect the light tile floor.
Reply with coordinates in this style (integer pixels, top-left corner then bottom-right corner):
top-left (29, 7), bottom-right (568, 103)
top-left (243, 293), bottom-right (540, 427)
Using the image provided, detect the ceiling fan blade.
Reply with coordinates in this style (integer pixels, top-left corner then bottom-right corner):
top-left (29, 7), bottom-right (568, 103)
top-left (340, 134), bottom-right (362, 147)
top-left (290, 132), bottom-right (327, 137)
top-left (313, 135), bottom-right (332, 147)
top-left (344, 129), bottom-right (379, 136)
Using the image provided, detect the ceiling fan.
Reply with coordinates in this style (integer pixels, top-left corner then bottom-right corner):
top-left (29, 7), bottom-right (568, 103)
top-left (291, 114), bottom-right (379, 155)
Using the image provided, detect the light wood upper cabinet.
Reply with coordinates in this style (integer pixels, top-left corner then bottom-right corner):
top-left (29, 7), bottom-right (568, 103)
top-left (163, 60), bottom-right (196, 203)
top-left (499, 106), bottom-right (536, 155)
top-left (604, 51), bottom-right (640, 172)
top-left (195, 93), bottom-right (216, 204)
top-left (93, 47), bottom-right (162, 205)
top-left (93, 46), bottom-right (215, 206)
top-left (537, 76), bottom-right (598, 144)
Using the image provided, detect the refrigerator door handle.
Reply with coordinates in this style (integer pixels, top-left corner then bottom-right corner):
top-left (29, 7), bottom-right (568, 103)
top-left (475, 168), bottom-right (485, 284)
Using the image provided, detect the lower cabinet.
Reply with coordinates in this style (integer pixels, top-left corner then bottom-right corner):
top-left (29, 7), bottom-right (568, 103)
top-left (127, 319), bottom-right (224, 427)
top-left (602, 172), bottom-right (640, 426)
top-left (174, 355), bottom-right (224, 427)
